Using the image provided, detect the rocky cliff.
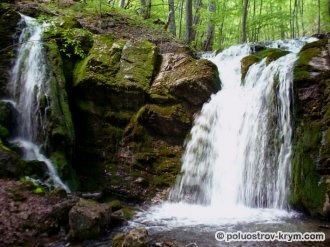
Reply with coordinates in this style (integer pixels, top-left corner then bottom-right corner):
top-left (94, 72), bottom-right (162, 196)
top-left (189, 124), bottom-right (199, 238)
top-left (291, 39), bottom-right (330, 218)
top-left (0, 2), bottom-right (220, 202)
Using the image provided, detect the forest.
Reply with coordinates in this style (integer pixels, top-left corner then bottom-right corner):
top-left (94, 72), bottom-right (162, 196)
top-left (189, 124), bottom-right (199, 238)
top-left (76, 0), bottom-right (330, 50)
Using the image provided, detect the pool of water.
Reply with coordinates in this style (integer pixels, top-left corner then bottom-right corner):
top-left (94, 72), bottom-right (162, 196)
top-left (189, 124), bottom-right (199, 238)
top-left (120, 202), bottom-right (330, 247)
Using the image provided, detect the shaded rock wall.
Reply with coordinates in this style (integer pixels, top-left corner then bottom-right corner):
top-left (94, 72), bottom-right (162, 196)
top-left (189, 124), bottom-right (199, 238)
top-left (291, 39), bottom-right (330, 218)
top-left (69, 32), bottom-right (220, 200)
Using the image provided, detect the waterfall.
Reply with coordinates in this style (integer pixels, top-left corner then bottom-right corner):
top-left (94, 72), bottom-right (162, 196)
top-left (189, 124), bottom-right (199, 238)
top-left (7, 14), bottom-right (69, 192)
top-left (169, 39), bottom-right (316, 210)
top-left (131, 38), bottom-right (319, 227)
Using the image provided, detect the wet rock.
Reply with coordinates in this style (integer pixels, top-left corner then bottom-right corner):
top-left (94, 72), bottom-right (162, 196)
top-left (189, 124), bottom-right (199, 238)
top-left (68, 198), bottom-right (111, 240)
top-left (151, 240), bottom-right (185, 247)
top-left (291, 38), bottom-right (330, 218)
top-left (113, 227), bottom-right (149, 247)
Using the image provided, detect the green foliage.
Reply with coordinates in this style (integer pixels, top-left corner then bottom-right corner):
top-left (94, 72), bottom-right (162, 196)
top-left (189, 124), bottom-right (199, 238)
top-left (59, 28), bottom-right (91, 58)
top-left (39, 0), bottom-right (330, 51)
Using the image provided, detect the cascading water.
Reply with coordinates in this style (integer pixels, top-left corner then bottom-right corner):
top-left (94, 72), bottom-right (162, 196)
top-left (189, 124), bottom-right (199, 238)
top-left (6, 14), bottom-right (69, 192)
top-left (133, 38), bottom-right (318, 228)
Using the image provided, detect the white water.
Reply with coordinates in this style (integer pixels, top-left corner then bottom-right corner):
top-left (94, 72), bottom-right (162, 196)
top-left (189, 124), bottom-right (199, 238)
top-left (133, 38), bottom-right (317, 227)
top-left (7, 15), bottom-right (69, 192)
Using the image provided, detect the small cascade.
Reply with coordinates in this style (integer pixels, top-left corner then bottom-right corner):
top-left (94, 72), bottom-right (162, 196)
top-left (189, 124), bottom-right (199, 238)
top-left (7, 14), bottom-right (69, 192)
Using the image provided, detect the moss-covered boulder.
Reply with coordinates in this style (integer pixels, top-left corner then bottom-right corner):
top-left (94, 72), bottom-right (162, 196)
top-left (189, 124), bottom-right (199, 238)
top-left (68, 198), bottom-right (111, 240)
top-left (149, 51), bottom-right (220, 105)
top-left (291, 38), bottom-right (330, 218)
top-left (112, 228), bottom-right (149, 247)
top-left (240, 48), bottom-right (289, 80)
top-left (73, 35), bottom-right (157, 110)
top-left (241, 55), bottom-right (261, 80)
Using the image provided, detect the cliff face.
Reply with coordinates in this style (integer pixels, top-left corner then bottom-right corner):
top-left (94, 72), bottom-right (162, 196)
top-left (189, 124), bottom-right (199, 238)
top-left (69, 32), bottom-right (220, 200)
top-left (0, 3), bottom-right (220, 201)
top-left (291, 39), bottom-right (330, 218)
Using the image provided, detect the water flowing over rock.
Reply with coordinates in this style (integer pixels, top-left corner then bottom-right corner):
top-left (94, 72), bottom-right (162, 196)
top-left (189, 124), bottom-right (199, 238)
top-left (5, 14), bottom-right (72, 191)
top-left (133, 38), bottom-right (330, 228)
top-left (169, 41), bottom-right (303, 209)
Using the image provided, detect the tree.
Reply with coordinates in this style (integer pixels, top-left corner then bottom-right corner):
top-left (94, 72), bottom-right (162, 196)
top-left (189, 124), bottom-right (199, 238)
top-left (119, 0), bottom-right (125, 8)
top-left (242, 0), bottom-right (249, 43)
top-left (203, 0), bottom-right (216, 50)
top-left (168, 0), bottom-right (176, 35)
top-left (185, 0), bottom-right (193, 44)
top-left (191, 0), bottom-right (202, 41)
top-left (140, 0), bottom-right (151, 19)
top-left (318, 0), bottom-right (321, 33)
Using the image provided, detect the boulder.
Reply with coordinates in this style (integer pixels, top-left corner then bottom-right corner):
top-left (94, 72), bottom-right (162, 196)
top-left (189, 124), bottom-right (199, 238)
top-left (68, 198), bottom-right (111, 240)
top-left (138, 104), bottom-right (191, 139)
top-left (113, 228), bottom-right (149, 247)
top-left (149, 51), bottom-right (220, 105)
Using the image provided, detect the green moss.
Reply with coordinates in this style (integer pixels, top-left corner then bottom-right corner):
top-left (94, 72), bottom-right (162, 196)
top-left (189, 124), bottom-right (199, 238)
top-left (291, 123), bottom-right (327, 216)
top-left (241, 55), bottom-right (261, 81)
top-left (300, 39), bottom-right (328, 52)
top-left (73, 59), bottom-right (87, 86)
top-left (115, 39), bottom-right (157, 92)
top-left (121, 206), bottom-right (135, 220)
top-left (0, 125), bottom-right (9, 139)
top-left (265, 50), bottom-right (290, 64)
top-left (291, 147), bottom-right (326, 215)
top-left (73, 34), bottom-right (125, 87)
top-left (33, 187), bottom-right (46, 195)
top-left (109, 200), bottom-right (123, 211)
top-left (296, 47), bottom-right (321, 66)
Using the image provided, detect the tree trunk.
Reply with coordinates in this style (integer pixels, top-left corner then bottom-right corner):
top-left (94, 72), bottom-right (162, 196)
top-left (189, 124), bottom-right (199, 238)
top-left (203, 0), bottom-right (216, 51)
top-left (168, 0), bottom-right (176, 36)
top-left (140, 0), bottom-right (151, 19)
top-left (179, 0), bottom-right (184, 38)
top-left (191, 0), bottom-right (202, 41)
top-left (119, 0), bottom-right (125, 8)
top-left (242, 0), bottom-right (249, 43)
top-left (318, 0), bottom-right (321, 33)
top-left (185, 0), bottom-right (193, 44)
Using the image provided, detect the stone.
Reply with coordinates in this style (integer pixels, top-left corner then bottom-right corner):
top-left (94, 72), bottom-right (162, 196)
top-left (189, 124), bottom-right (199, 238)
top-left (150, 52), bottom-right (220, 105)
top-left (68, 198), bottom-right (111, 240)
top-left (112, 228), bottom-right (149, 247)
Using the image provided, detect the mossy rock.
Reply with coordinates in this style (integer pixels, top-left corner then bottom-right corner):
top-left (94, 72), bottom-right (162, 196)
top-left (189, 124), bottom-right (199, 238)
top-left (137, 104), bottom-right (191, 141)
top-left (115, 39), bottom-right (157, 92)
top-left (293, 41), bottom-right (324, 83)
top-left (241, 48), bottom-right (289, 80)
top-left (44, 39), bottom-right (76, 185)
top-left (300, 39), bottom-right (328, 52)
top-left (241, 55), bottom-right (261, 80)
top-left (150, 53), bottom-right (220, 105)
top-left (52, 16), bottom-right (82, 29)
top-left (291, 38), bottom-right (330, 217)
